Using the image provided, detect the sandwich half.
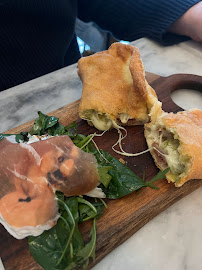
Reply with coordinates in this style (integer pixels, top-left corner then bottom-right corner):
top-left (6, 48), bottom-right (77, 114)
top-left (144, 109), bottom-right (202, 187)
top-left (78, 42), bottom-right (160, 131)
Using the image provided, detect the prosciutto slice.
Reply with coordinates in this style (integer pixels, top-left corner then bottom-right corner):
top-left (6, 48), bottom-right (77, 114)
top-left (0, 135), bottom-right (100, 239)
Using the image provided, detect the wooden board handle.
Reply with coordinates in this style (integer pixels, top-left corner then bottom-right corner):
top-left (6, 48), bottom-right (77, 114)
top-left (163, 73), bottom-right (202, 93)
top-left (150, 73), bottom-right (202, 113)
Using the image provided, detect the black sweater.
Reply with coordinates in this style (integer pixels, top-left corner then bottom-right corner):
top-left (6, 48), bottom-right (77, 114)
top-left (0, 0), bottom-right (200, 91)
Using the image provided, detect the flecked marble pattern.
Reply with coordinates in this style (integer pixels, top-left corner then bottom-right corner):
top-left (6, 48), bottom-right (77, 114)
top-left (0, 64), bottom-right (82, 132)
top-left (0, 38), bottom-right (202, 270)
top-left (132, 39), bottom-right (202, 77)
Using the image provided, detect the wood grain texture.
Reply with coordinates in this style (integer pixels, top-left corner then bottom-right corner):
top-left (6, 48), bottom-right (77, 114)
top-left (1, 72), bottom-right (202, 270)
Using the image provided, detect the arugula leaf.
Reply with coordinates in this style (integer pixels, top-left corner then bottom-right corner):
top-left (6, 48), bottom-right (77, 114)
top-left (94, 150), bottom-right (147, 199)
top-left (79, 200), bottom-right (104, 222)
top-left (29, 196), bottom-right (103, 270)
top-left (29, 111), bottom-right (77, 138)
top-left (29, 111), bottom-right (59, 135)
top-left (65, 218), bottom-right (97, 270)
top-left (98, 166), bottom-right (112, 188)
top-left (29, 219), bottom-right (75, 270)
top-left (147, 167), bottom-right (170, 184)
top-left (29, 197), bottom-right (82, 270)
top-left (145, 168), bottom-right (169, 190)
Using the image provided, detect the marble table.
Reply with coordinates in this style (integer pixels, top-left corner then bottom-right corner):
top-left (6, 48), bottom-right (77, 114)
top-left (0, 38), bottom-right (202, 270)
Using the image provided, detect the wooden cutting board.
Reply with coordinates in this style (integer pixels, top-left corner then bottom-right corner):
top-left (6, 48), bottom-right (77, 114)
top-left (1, 72), bottom-right (202, 270)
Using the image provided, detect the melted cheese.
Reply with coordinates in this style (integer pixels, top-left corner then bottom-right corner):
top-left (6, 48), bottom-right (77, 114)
top-left (146, 124), bottom-right (188, 182)
top-left (119, 113), bottom-right (131, 124)
top-left (161, 139), bottom-right (184, 175)
top-left (89, 111), bottom-right (133, 131)
top-left (90, 112), bottom-right (113, 131)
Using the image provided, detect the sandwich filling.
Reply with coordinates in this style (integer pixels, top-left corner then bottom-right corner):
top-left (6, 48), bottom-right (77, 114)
top-left (85, 109), bottom-right (146, 131)
top-left (145, 124), bottom-right (190, 185)
top-left (88, 110), bottom-right (114, 131)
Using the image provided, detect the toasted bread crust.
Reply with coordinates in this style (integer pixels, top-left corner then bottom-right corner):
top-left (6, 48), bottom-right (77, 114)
top-left (78, 42), bottom-right (156, 125)
top-left (129, 48), bottom-right (162, 121)
top-left (163, 109), bottom-right (202, 185)
top-left (145, 109), bottom-right (202, 186)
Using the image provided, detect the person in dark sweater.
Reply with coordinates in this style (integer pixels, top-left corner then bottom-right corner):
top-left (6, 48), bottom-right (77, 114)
top-left (0, 0), bottom-right (201, 92)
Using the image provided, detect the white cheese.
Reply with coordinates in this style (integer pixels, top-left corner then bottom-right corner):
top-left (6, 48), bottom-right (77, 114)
top-left (85, 187), bottom-right (106, 198)
top-left (119, 113), bottom-right (131, 124)
top-left (26, 134), bottom-right (52, 144)
top-left (0, 213), bottom-right (60, 240)
top-left (90, 112), bottom-right (113, 131)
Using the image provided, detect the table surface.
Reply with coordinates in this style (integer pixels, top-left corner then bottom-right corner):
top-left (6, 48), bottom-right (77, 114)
top-left (0, 38), bottom-right (202, 270)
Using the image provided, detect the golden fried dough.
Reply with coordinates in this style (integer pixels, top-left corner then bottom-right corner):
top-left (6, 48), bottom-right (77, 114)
top-left (144, 109), bottom-right (202, 186)
top-left (78, 42), bottom-right (160, 130)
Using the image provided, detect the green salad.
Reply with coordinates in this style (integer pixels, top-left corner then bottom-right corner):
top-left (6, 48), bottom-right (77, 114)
top-left (0, 111), bottom-right (168, 270)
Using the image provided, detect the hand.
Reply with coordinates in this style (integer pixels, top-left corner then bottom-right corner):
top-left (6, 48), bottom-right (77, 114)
top-left (168, 2), bottom-right (202, 42)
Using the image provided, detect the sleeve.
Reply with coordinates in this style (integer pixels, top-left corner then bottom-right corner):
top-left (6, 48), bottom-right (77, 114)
top-left (77, 0), bottom-right (201, 45)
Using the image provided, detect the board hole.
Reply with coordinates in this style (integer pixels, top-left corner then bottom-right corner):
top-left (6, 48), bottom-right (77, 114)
top-left (171, 89), bottom-right (202, 110)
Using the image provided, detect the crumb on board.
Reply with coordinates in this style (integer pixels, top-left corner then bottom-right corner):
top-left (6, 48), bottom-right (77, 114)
top-left (119, 158), bottom-right (125, 164)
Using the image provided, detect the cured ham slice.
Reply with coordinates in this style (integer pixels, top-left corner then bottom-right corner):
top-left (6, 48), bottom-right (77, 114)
top-left (30, 135), bottom-right (100, 196)
top-left (0, 136), bottom-right (59, 239)
top-left (0, 135), bottom-right (100, 239)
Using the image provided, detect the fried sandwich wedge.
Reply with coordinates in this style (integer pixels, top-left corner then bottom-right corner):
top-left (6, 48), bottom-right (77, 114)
top-left (144, 109), bottom-right (202, 187)
top-left (78, 42), bottom-right (160, 131)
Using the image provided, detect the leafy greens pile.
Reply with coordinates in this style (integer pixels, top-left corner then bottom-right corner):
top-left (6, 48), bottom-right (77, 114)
top-left (0, 111), bottom-right (168, 270)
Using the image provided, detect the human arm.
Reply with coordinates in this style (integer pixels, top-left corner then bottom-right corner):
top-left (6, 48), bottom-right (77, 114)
top-left (168, 1), bottom-right (202, 42)
top-left (77, 0), bottom-right (201, 44)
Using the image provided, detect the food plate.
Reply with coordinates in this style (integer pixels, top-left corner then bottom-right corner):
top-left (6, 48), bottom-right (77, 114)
top-left (1, 72), bottom-right (202, 270)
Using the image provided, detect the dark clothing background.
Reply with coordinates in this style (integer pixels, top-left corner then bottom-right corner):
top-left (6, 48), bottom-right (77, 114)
top-left (0, 0), bottom-right (200, 91)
